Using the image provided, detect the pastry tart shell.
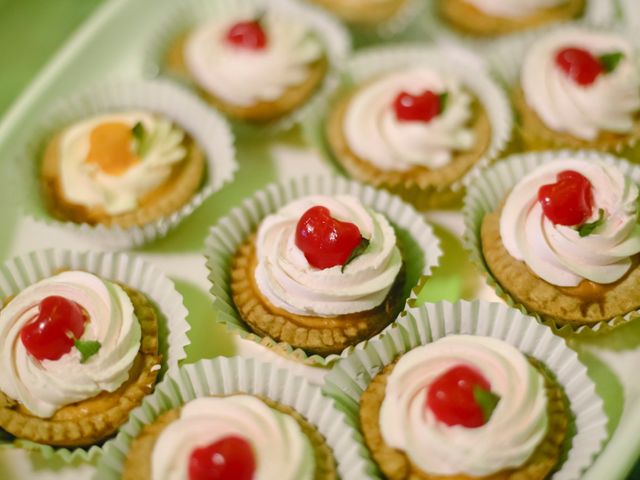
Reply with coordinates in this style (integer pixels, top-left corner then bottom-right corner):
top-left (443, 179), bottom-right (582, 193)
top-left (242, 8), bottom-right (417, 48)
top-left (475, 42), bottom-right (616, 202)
top-left (41, 132), bottom-right (206, 228)
top-left (0, 284), bottom-right (161, 447)
top-left (230, 234), bottom-right (406, 356)
top-left (326, 91), bottom-right (492, 210)
top-left (122, 394), bottom-right (337, 480)
top-left (359, 357), bottom-right (569, 480)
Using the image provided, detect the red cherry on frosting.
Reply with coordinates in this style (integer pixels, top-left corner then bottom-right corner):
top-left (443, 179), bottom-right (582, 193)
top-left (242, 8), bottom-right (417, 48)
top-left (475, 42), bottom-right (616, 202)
top-left (226, 20), bottom-right (267, 50)
top-left (295, 206), bottom-right (363, 270)
top-left (20, 296), bottom-right (86, 361)
top-left (555, 47), bottom-right (603, 86)
top-left (538, 170), bottom-right (594, 226)
top-left (427, 365), bottom-right (492, 428)
top-left (188, 436), bottom-right (256, 480)
top-left (394, 90), bottom-right (442, 123)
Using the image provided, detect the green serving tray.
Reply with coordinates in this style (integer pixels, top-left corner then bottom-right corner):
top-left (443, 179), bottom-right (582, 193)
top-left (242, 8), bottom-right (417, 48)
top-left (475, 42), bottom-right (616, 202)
top-left (0, 0), bottom-right (638, 478)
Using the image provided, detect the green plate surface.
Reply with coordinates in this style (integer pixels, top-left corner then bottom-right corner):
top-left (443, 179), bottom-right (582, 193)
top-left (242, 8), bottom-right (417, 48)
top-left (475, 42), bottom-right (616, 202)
top-left (0, 0), bottom-right (639, 479)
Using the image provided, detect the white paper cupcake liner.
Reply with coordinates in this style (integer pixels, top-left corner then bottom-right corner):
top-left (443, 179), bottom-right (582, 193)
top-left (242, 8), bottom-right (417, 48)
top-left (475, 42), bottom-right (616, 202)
top-left (204, 175), bottom-right (442, 367)
top-left (0, 248), bottom-right (190, 463)
top-left (143, 0), bottom-right (351, 134)
top-left (304, 44), bottom-right (513, 200)
top-left (324, 300), bottom-right (608, 480)
top-left (17, 80), bottom-right (237, 250)
top-left (96, 356), bottom-right (376, 479)
top-left (463, 149), bottom-right (640, 335)
top-left (420, 0), bottom-right (617, 55)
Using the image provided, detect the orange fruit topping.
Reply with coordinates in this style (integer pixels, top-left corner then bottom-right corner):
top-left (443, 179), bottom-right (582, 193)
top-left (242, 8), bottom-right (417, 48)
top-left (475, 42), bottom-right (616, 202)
top-left (86, 122), bottom-right (139, 175)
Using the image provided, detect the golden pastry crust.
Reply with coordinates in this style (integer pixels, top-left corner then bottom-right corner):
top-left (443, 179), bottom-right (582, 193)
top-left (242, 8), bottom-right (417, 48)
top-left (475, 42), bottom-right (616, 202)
top-left (0, 285), bottom-right (161, 447)
top-left (481, 208), bottom-right (640, 326)
top-left (360, 357), bottom-right (568, 480)
top-left (513, 87), bottom-right (640, 155)
top-left (437, 0), bottom-right (585, 37)
top-left (40, 131), bottom-right (206, 228)
top-left (166, 34), bottom-right (328, 123)
top-left (326, 90), bottom-right (491, 210)
top-left (230, 234), bottom-right (406, 356)
top-left (122, 395), bottom-right (337, 480)
top-left (310, 0), bottom-right (408, 25)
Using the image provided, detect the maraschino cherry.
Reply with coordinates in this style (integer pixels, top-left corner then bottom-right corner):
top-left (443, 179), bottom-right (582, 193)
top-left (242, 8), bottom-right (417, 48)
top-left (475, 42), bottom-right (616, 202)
top-left (394, 90), bottom-right (443, 123)
top-left (538, 170), bottom-right (594, 226)
top-left (427, 365), bottom-right (496, 428)
top-left (20, 296), bottom-right (86, 361)
top-left (188, 436), bottom-right (256, 480)
top-left (295, 206), bottom-right (364, 270)
top-left (555, 47), bottom-right (603, 86)
top-left (226, 20), bottom-right (267, 50)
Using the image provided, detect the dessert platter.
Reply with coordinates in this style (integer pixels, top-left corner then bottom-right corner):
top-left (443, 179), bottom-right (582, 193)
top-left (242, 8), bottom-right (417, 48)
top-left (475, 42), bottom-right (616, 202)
top-left (0, 0), bottom-right (639, 478)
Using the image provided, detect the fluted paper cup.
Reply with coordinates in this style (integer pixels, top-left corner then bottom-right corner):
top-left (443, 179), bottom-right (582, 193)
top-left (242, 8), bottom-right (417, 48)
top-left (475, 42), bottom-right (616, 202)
top-left (204, 175), bottom-right (442, 367)
top-left (0, 249), bottom-right (189, 463)
top-left (303, 43), bottom-right (513, 210)
top-left (324, 300), bottom-right (608, 480)
top-left (96, 356), bottom-right (376, 479)
top-left (463, 149), bottom-right (640, 335)
top-left (16, 80), bottom-right (236, 250)
top-left (144, 0), bottom-right (351, 134)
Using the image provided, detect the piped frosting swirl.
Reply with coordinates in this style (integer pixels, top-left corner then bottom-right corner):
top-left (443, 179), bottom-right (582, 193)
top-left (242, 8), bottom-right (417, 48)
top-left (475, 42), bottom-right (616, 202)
top-left (254, 195), bottom-right (402, 317)
top-left (0, 271), bottom-right (141, 418)
top-left (379, 335), bottom-right (548, 477)
top-left (522, 28), bottom-right (640, 141)
top-left (343, 68), bottom-right (476, 171)
top-left (151, 396), bottom-right (315, 480)
top-left (500, 158), bottom-right (640, 287)
top-left (184, 8), bottom-right (324, 107)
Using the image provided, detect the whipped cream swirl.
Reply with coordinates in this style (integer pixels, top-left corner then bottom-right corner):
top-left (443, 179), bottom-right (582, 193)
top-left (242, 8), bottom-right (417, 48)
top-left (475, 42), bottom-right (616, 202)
top-left (500, 159), bottom-right (640, 287)
top-left (344, 68), bottom-right (476, 172)
top-left (59, 111), bottom-right (187, 215)
top-left (379, 335), bottom-right (548, 477)
top-left (0, 271), bottom-right (141, 418)
top-left (151, 396), bottom-right (315, 480)
top-left (254, 195), bottom-right (402, 317)
top-left (184, 9), bottom-right (323, 107)
top-left (463, 0), bottom-right (568, 18)
top-left (522, 29), bottom-right (640, 140)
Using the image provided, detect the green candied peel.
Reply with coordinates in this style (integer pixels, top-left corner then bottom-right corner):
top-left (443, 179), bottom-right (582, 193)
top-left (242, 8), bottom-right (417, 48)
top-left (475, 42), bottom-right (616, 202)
top-left (341, 237), bottom-right (370, 273)
top-left (598, 52), bottom-right (624, 74)
top-left (473, 386), bottom-right (500, 423)
top-left (74, 339), bottom-right (101, 363)
top-left (578, 209), bottom-right (605, 238)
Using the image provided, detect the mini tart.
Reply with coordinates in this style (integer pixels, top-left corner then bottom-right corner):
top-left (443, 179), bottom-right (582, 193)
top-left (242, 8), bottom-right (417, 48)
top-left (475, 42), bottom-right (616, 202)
top-left (513, 87), bottom-right (640, 155)
top-left (481, 206), bottom-right (640, 327)
top-left (309, 0), bottom-right (408, 26)
top-left (326, 90), bottom-right (492, 210)
top-left (40, 130), bottom-right (206, 228)
top-left (0, 284), bottom-right (161, 447)
top-left (437, 0), bottom-right (585, 37)
top-left (231, 234), bottom-right (406, 356)
top-left (122, 395), bottom-right (337, 480)
top-left (360, 357), bottom-right (568, 480)
top-left (166, 34), bottom-right (329, 123)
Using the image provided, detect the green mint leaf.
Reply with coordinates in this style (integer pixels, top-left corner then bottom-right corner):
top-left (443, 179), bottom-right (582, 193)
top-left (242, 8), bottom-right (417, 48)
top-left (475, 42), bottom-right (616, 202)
top-left (578, 209), bottom-right (605, 237)
top-left (599, 52), bottom-right (624, 74)
top-left (131, 122), bottom-right (151, 157)
top-left (74, 339), bottom-right (101, 363)
top-left (473, 386), bottom-right (500, 424)
top-left (341, 237), bottom-right (370, 273)
top-left (438, 92), bottom-right (449, 114)
top-left (132, 122), bottom-right (145, 141)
